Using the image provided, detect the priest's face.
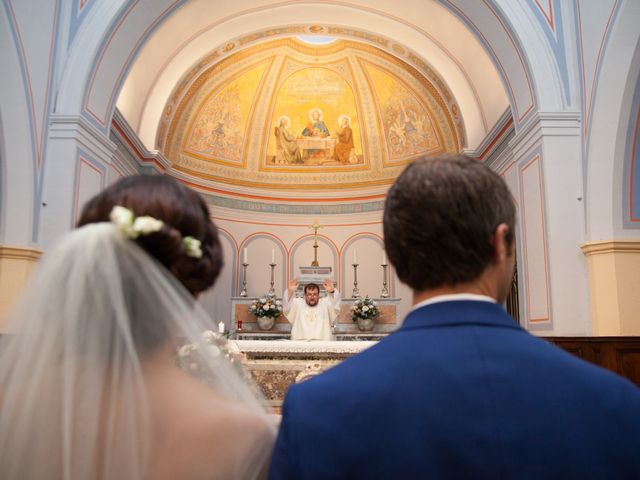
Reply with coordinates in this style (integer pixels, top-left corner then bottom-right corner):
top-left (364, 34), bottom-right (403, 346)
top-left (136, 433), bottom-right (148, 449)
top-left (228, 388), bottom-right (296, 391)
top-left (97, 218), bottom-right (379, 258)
top-left (304, 287), bottom-right (320, 307)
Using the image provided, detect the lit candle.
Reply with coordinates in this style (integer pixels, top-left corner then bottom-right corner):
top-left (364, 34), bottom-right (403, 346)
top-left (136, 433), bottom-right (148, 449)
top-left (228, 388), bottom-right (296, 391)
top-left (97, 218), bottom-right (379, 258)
top-left (243, 248), bottom-right (248, 263)
top-left (218, 321), bottom-right (225, 334)
top-left (382, 251), bottom-right (387, 265)
top-left (353, 248), bottom-right (357, 264)
top-left (271, 248), bottom-right (275, 264)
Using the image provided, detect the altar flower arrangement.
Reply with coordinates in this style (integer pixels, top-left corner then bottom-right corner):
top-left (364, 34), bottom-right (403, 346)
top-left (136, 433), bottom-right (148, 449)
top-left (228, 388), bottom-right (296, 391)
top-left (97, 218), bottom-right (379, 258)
top-left (350, 296), bottom-right (380, 321)
top-left (249, 294), bottom-right (283, 318)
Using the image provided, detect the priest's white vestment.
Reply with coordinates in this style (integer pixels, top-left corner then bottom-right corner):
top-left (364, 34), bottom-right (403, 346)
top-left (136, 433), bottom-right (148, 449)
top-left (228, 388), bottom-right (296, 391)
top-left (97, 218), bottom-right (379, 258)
top-left (283, 290), bottom-right (341, 341)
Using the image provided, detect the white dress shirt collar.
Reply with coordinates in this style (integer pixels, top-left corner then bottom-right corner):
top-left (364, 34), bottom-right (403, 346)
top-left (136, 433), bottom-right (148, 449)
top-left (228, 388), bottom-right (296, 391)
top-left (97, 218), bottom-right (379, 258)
top-left (410, 293), bottom-right (496, 313)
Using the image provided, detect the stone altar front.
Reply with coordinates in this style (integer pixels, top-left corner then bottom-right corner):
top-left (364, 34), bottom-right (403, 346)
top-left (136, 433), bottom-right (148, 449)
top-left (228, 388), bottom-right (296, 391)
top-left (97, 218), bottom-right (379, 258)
top-left (234, 339), bottom-right (376, 413)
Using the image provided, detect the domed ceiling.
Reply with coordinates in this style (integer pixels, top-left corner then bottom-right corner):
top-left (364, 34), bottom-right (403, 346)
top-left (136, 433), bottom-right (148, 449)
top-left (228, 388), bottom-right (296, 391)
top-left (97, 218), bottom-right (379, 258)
top-left (157, 35), bottom-right (464, 193)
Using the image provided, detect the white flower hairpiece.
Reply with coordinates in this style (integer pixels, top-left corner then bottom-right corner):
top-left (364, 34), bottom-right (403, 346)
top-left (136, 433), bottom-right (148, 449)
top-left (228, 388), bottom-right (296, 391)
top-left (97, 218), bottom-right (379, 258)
top-left (183, 236), bottom-right (203, 259)
top-left (110, 206), bottom-right (163, 239)
top-left (109, 206), bottom-right (203, 259)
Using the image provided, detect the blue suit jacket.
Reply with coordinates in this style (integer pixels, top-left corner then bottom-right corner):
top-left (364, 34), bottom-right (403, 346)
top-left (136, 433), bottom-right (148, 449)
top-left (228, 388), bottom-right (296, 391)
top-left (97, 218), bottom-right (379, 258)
top-left (269, 300), bottom-right (640, 479)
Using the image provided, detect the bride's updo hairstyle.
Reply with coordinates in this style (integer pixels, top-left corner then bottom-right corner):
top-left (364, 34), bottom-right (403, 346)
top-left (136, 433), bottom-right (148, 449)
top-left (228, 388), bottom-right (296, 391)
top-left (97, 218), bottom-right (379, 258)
top-left (78, 175), bottom-right (223, 295)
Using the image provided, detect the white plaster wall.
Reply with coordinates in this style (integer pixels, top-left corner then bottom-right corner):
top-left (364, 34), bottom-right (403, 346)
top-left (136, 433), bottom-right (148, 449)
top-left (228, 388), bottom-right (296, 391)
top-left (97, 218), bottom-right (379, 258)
top-left (507, 112), bottom-right (591, 336)
top-left (586, 0), bottom-right (640, 239)
top-left (202, 207), bottom-right (414, 325)
top-left (0, 6), bottom-right (36, 245)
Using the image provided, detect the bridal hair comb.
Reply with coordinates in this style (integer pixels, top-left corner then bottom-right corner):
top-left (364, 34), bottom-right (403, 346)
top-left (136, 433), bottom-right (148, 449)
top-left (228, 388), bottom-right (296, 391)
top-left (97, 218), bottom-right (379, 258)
top-left (109, 205), bottom-right (203, 259)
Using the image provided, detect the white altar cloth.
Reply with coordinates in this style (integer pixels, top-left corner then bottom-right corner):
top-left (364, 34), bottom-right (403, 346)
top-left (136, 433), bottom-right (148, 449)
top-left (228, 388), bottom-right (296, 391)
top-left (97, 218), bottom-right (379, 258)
top-left (233, 339), bottom-right (377, 355)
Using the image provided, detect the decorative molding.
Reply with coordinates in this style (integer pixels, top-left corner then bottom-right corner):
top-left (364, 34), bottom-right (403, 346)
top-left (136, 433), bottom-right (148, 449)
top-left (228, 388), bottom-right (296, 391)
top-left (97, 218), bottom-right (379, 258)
top-left (112, 109), bottom-right (171, 173)
top-left (0, 245), bottom-right (43, 261)
top-left (467, 109), bottom-right (516, 172)
top-left (580, 239), bottom-right (640, 256)
top-left (509, 111), bottom-right (581, 159)
top-left (48, 114), bottom-right (116, 160)
top-left (465, 108), bottom-right (513, 158)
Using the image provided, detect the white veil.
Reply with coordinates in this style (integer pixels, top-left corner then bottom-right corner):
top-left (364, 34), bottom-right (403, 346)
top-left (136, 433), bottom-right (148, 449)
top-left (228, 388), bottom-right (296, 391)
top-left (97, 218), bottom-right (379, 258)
top-left (0, 223), bottom-right (274, 479)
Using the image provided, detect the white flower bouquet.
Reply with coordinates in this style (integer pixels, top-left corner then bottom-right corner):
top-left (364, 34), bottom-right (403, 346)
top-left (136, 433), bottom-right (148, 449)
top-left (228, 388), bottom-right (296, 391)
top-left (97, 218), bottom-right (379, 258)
top-left (350, 296), bottom-right (380, 321)
top-left (249, 294), bottom-right (283, 318)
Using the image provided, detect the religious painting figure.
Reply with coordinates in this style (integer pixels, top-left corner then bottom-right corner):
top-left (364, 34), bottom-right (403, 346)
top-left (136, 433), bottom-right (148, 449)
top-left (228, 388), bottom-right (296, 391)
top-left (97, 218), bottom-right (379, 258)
top-left (301, 108), bottom-right (330, 158)
top-left (282, 278), bottom-right (340, 341)
top-left (384, 98), bottom-right (440, 158)
top-left (186, 86), bottom-right (244, 161)
top-left (301, 108), bottom-right (330, 138)
top-left (274, 116), bottom-right (303, 164)
top-left (333, 115), bottom-right (355, 164)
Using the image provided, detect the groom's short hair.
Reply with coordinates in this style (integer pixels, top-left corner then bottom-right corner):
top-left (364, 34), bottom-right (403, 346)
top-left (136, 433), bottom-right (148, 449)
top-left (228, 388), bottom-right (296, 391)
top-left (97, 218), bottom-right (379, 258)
top-left (383, 154), bottom-right (515, 292)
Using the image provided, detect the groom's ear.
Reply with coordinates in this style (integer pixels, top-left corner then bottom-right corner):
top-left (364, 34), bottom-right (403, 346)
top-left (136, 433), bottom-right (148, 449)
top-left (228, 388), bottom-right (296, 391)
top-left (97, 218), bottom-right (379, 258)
top-left (491, 223), bottom-right (510, 264)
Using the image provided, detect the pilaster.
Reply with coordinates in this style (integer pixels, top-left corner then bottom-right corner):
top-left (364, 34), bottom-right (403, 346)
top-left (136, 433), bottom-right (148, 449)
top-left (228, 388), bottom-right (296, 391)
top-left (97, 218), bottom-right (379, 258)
top-left (581, 240), bottom-right (640, 335)
top-left (0, 245), bottom-right (42, 329)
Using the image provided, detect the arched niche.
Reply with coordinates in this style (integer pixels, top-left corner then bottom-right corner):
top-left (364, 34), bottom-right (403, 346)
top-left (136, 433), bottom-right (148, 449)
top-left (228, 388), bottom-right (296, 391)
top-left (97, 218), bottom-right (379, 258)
top-left (240, 233), bottom-right (287, 298)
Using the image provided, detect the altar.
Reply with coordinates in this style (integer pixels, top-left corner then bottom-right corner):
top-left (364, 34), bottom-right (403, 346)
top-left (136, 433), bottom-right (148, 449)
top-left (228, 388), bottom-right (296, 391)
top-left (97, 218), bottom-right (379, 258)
top-left (234, 339), bottom-right (377, 413)
top-left (231, 296), bottom-right (401, 336)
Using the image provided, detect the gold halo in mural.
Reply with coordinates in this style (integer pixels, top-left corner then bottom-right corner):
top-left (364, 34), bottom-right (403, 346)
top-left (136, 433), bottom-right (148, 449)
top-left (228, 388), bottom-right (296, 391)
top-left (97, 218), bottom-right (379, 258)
top-left (160, 35), bottom-right (463, 193)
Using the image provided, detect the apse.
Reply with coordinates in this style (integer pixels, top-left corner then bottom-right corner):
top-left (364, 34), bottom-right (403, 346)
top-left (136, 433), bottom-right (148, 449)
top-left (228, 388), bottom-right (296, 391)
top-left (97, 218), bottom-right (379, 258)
top-left (155, 36), bottom-right (464, 198)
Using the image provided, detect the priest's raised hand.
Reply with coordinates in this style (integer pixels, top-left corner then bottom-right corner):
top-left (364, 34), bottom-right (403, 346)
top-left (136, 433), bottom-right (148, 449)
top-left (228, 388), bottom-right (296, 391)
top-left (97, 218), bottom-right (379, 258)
top-left (323, 277), bottom-right (336, 294)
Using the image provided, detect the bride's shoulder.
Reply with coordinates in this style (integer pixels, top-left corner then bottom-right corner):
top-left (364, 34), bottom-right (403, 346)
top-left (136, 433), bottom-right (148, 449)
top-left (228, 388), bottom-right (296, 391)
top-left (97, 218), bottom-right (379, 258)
top-left (144, 366), bottom-right (275, 479)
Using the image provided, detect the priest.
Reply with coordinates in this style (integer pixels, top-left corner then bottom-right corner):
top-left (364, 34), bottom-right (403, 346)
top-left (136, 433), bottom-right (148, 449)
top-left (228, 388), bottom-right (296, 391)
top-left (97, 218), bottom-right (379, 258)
top-left (283, 278), bottom-right (341, 341)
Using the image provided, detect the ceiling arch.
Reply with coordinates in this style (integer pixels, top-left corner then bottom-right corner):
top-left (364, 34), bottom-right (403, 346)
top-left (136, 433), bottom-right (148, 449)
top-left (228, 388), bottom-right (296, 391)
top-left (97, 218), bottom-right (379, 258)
top-left (114, 1), bottom-right (510, 153)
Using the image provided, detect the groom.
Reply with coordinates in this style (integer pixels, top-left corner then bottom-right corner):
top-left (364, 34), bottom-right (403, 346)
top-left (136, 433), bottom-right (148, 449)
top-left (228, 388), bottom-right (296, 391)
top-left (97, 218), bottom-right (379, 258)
top-left (269, 154), bottom-right (640, 478)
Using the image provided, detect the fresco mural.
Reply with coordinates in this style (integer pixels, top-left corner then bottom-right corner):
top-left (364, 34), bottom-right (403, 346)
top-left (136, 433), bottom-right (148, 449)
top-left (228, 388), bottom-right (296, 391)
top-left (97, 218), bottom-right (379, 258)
top-left (365, 63), bottom-right (442, 161)
top-left (161, 35), bottom-right (461, 190)
top-left (267, 68), bottom-right (363, 167)
top-left (183, 62), bottom-right (268, 165)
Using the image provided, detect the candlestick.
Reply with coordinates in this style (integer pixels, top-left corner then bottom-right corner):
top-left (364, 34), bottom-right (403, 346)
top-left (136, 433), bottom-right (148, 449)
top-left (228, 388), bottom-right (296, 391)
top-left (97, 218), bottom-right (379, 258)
top-left (309, 219), bottom-right (323, 267)
top-left (352, 263), bottom-right (360, 298)
top-left (380, 263), bottom-right (389, 298)
top-left (269, 261), bottom-right (276, 295)
top-left (239, 261), bottom-right (248, 297)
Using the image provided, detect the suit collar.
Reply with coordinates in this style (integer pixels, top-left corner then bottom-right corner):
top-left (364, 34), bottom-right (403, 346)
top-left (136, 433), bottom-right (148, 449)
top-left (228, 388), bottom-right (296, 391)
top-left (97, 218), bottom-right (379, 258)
top-left (401, 300), bottom-right (522, 331)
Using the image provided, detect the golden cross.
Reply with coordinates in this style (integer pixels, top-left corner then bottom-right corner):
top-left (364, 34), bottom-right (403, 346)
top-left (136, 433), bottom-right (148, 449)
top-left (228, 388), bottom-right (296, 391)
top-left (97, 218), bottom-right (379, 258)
top-left (309, 218), bottom-right (324, 238)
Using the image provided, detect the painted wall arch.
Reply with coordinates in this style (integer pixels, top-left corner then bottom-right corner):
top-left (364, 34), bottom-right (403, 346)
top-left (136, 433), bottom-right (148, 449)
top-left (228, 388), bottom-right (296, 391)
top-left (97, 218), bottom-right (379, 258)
top-left (240, 233), bottom-right (288, 298)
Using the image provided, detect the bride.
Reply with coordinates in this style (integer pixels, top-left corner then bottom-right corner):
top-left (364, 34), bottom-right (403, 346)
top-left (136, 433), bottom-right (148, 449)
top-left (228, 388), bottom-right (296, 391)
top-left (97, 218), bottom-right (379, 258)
top-left (0, 176), bottom-right (275, 479)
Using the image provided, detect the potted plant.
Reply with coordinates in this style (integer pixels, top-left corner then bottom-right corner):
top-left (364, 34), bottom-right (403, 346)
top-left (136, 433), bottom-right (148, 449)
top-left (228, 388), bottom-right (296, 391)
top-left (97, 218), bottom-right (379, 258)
top-left (249, 294), bottom-right (283, 330)
top-left (350, 296), bottom-right (380, 331)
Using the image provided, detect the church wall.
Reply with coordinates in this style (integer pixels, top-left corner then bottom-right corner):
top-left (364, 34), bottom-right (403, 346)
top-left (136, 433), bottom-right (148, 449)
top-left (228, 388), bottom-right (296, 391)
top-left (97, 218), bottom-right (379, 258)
top-left (500, 110), bottom-right (591, 336)
top-left (201, 207), bottom-right (413, 329)
top-left (582, 0), bottom-right (640, 335)
top-left (2, 0), bottom-right (639, 337)
top-left (0, 3), bottom-right (38, 246)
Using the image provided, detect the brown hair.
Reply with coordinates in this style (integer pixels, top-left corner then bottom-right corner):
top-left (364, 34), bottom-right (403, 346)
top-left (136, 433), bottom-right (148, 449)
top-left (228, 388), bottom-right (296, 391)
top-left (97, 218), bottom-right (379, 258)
top-left (304, 283), bottom-right (320, 294)
top-left (383, 154), bottom-right (515, 291)
top-left (78, 175), bottom-right (223, 295)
